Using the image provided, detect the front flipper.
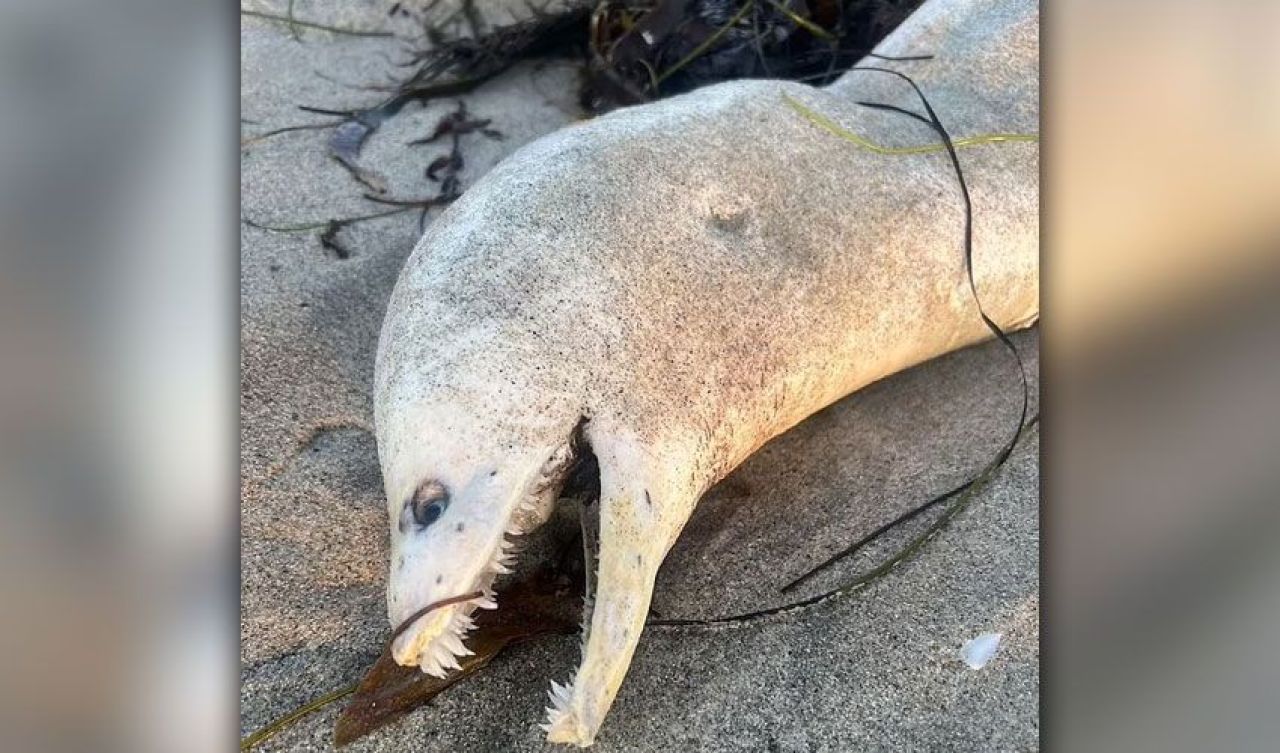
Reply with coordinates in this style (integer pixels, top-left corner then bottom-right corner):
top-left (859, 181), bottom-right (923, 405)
top-left (543, 432), bottom-right (697, 746)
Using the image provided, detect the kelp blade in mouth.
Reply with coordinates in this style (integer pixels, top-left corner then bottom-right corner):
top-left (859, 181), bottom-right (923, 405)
top-left (333, 565), bottom-right (583, 747)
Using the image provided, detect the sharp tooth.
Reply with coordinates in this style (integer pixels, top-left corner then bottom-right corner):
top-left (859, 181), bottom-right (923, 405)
top-left (475, 595), bottom-right (498, 610)
top-left (420, 658), bottom-right (448, 678)
top-left (550, 680), bottom-right (572, 706)
top-left (440, 632), bottom-right (469, 656)
top-left (428, 645), bottom-right (457, 672)
top-left (490, 561), bottom-right (512, 575)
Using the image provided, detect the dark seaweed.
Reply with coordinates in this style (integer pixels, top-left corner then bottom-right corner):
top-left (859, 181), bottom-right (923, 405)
top-left (394, 0), bottom-right (928, 114)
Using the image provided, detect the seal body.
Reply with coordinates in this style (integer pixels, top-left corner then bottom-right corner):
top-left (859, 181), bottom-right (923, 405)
top-left (374, 0), bottom-right (1037, 744)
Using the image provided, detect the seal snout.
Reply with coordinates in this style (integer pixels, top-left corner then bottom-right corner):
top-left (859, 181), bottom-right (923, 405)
top-left (387, 481), bottom-right (525, 676)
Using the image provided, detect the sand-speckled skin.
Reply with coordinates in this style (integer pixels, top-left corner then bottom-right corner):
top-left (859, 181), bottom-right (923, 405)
top-left (374, 0), bottom-right (1037, 745)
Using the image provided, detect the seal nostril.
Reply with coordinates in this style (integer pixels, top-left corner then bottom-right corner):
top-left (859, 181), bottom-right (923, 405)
top-left (408, 480), bottom-right (450, 529)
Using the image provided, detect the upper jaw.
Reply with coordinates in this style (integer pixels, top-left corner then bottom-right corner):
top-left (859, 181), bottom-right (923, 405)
top-left (390, 602), bottom-right (479, 674)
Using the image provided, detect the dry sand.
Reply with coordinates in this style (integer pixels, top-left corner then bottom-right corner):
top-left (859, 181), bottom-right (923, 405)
top-left (241, 3), bottom-right (1039, 749)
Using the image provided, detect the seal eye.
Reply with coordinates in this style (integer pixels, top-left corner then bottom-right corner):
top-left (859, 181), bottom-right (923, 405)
top-left (419, 500), bottom-right (445, 526)
top-left (409, 481), bottom-right (449, 529)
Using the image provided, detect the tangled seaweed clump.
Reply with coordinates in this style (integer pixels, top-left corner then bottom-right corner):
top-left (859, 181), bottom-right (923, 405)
top-left (393, 0), bottom-right (928, 112)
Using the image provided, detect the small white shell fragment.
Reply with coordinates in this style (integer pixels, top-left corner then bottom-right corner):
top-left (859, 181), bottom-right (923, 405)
top-left (961, 632), bottom-right (1003, 669)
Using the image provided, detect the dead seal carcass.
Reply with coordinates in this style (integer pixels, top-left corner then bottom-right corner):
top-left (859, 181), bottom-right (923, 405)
top-left (374, 0), bottom-right (1038, 744)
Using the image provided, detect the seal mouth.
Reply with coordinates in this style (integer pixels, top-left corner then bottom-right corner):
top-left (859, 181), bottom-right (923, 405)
top-left (390, 502), bottom-right (532, 676)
